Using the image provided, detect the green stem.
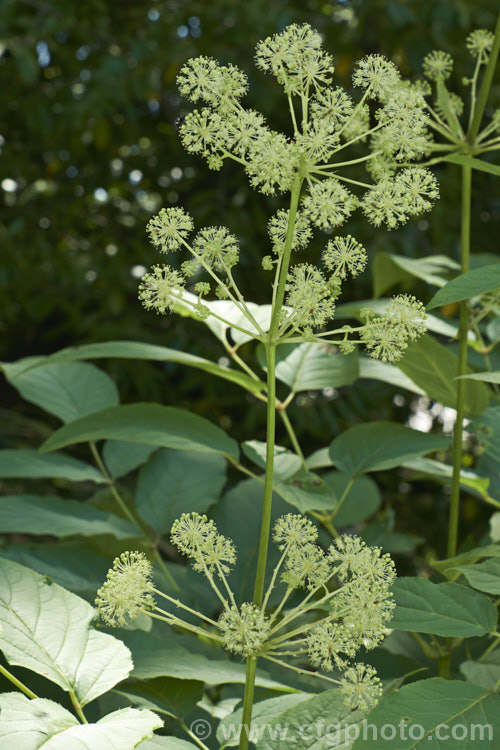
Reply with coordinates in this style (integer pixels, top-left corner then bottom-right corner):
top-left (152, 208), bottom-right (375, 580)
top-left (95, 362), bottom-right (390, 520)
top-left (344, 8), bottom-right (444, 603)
top-left (323, 518), bottom-right (339, 538)
top-left (238, 657), bottom-right (257, 750)
top-left (468, 12), bottom-right (500, 142)
top-left (0, 663), bottom-right (37, 699)
top-left (279, 408), bottom-right (306, 468)
top-left (253, 342), bottom-right (277, 606)
top-left (69, 689), bottom-right (88, 723)
top-left (329, 477), bottom-right (354, 521)
top-left (437, 652), bottom-right (451, 680)
top-left (179, 719), bottom-right (211, 750)
top-left (89, 442), bottom-right (180, 591)
top-left (447, 165), bottom-right (471, 559)
top-left (237, 174), bottom-right (304, 750)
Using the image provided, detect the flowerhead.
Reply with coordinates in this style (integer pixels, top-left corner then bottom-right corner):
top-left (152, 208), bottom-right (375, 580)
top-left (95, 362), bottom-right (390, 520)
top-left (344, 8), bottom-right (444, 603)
top-left (171, 512), bottom-right (236, 576)
top-left (282, 542), bottom-right (331, 590)
top-left (340, 663), bottom-right (383, 711)
top-left (466, 29), bottom-right (494, 60)
top-left (273, 513), bottom-right (318, 550)
top-left (96, 551), bottom-right (155, 626)
top-left (323, 235), bottom-right (367, 280)
top-left (255, 24), bottom-right (333, 95)
top-left (302, 178), bottom-right (358, 231)
top-left (268, 209), bottom-right (312, 254)
top-left (193, 226), bottom-right (239, 272)
top-left (218, 603), bottom-right (270, 656)
top-left (310, 87), bottom-right (354, 132)
top-left (285, 264), bottom-right (337, 329)
top-left (352, 54), bottom-right (400, 100)
top-left (138, 265), bottom-right (185, 315)
top-left (384, 294), bottom-right (427, 340)
top-left (307, 621), bottom-right (356, 671)
top-left (422, 50), bottom-right (453, 80)
top-left (177, 56), bottom-right (248, 107)
top-left (147, 207), bottom-right (193, 252)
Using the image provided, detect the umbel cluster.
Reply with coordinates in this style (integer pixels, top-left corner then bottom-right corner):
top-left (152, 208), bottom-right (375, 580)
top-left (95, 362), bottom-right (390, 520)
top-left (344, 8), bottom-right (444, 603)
top-left (97, 512), bottom-right (396, 712)
top-left (138, 23), bottom-right (436, 362)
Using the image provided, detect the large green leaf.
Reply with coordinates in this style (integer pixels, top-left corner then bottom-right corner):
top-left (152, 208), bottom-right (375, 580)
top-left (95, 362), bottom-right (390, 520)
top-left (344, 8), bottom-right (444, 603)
top-left (120, 631), bottom-right (295, 692)
top-left (472, 406), bottom-right (500, 503)
top-left (40, 403), bottom-right (239, 459)
top-left (139, 739), bottom-right (199, 750)
top-left (460, 651), bottom-right (500, 691)
top-left (115, 677), bottom-right (204, 719)
top-left (259, 343), bottom-right (358, 392)
top-left (358, 356), bottom-right (425, 395)
top-left (39, 340), bottom-right (266, 393)
top-left (455, 558), bottom-right (500, 595)
top-left (403, 457), bottom-right (493, 505)
top-left (273, 472), bottom-right (338, 513)
top-left (323, 472), bottom-right (382, 526)
top-left (2, 360), bottom-right (119, 423)
top-left (372, 252), bottom-right (459, 297)
top-left (102, 441), bottom-right (158, 478)
top-left (351, 678), bottom-right (500, 749)
top-left (136, 449), bottom-right (226, 533)
top-left (0, 450), bottom-right (105, 483)
top-left (0, 495), bottom-right (139, 539)
top-left (456, 371), bottom-right (500, 384)
top-left (0, 541), bottom-right (111, 596)
top-left (328, 422), bottom-right (450, 477)
top-left (427, 264), bottom-right (500, 310)
top-left (253, 690), bottom-right (364, 749)
top-left (216, 694), bottom-right (313, 747)
top-left (391, 577), bottom-right (497, 636)
top-left (242, 441), bottom-right (302, 480)
top-left (0, 558), bottom-right (133, 705)
top-left (0, 693), bottom-right (162, 750)
top-left (441, 151), bottom-right (500, 177)
top-left (431, 544), bottom-right (500, 581)
top-left (397, 336), bottom-right (490, 415)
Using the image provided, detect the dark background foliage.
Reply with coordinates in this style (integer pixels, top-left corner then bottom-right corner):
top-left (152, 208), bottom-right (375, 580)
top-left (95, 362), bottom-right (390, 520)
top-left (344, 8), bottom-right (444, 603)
top-left (1, 0), bottom-right (499, 552)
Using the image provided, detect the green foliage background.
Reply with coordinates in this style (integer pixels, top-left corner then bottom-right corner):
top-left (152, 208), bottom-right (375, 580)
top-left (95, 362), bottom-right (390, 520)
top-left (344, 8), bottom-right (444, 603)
top-left (1, 0), bottom-right (499, 547)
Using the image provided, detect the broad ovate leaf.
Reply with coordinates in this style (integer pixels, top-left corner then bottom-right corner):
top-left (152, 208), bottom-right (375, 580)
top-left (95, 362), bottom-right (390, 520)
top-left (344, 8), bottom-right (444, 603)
top-left (0, 558), bottom-right (133, 706)
top-left (391, 577), bottom-right (497, 637)
top-left (2, 360), bottom-right (119, 423)
top-left (352, 678), bottom-right (500, 749)
top-left (0, 693), bottom-right (162, 750)
top-left (40, 403), bottom-right (239, 459)
top-left (328, 422), bottom-right (449, 477)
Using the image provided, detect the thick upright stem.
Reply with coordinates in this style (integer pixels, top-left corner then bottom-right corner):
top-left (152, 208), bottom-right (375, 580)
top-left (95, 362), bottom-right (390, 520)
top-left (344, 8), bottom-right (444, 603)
top-left (253, 343), bottom-right (277, 606)
top-left (238, 657), bottom-right (257, 750)
top-left (237, 175), bottom-right (303, 750)
top-left (447, 165), bottom-right (472, 559)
